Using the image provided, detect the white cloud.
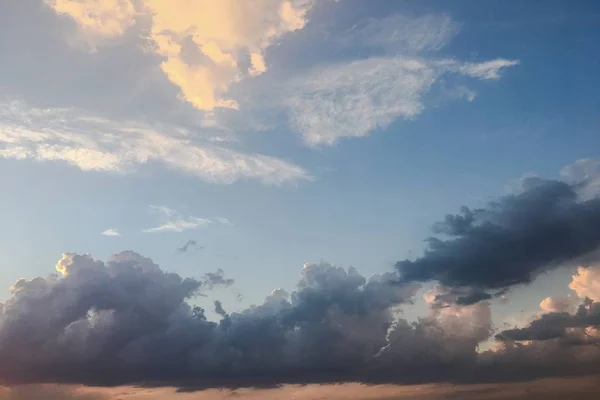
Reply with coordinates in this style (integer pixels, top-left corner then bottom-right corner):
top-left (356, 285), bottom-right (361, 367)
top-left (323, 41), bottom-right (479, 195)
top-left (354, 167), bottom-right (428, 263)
top-left (0, 101), bottom-right (310, 185)
top-left (458, 59), bottom-right (521, 80)
top-left (44, 0), bottom-right (316, 111)
top-left (277, 13), bottom-right (518, 146)
top-left (285, 56), bottom-right (518, 146)
top-left (101, 228), bottom-right (121, 237)
top-left (144, 205), bottom-right (211, 233)
top-left (216, 217), bottom-right (234, 226)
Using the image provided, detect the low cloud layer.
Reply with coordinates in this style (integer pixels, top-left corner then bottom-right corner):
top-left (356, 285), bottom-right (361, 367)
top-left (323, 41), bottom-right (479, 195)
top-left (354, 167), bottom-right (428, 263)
top-left (0, 251), bottom-right (504, 389)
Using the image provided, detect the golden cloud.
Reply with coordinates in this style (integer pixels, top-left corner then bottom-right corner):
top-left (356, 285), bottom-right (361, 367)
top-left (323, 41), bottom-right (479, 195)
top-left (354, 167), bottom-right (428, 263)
top-left (45, 0), bottom-right (314, 110)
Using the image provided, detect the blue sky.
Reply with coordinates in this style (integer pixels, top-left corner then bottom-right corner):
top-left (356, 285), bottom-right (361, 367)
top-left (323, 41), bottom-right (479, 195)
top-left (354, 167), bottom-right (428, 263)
top-left (1, 0), bottom-right (599, 341)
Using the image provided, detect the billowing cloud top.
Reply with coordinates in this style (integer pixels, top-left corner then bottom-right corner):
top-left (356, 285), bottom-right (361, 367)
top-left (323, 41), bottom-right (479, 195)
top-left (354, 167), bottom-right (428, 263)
top-left (45, 0), bottom-right (313, 110)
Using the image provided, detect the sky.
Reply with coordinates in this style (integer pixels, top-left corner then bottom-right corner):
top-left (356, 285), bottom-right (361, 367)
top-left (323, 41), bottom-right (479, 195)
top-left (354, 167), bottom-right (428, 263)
top-left (0, 0), bottom-right (600, 398)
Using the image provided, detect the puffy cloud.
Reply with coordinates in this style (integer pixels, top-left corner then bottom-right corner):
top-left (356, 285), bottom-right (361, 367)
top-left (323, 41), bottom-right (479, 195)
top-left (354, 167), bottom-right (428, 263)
top-left (44, 0), bottom-right (315, 110)
top-left (539, 296), bottom-right (578, 315)
top-left (0, 101), bottom-right (310, 185)
top-left (0, 253), bottom-right (495, 389)
top-left (396, 172), bottom-right (600, 293)
top-left (45, 0), bottom-right (136, 38)
top-left (5, 250), bottom-right (600, 389)
top-left (569, 266), bottom-right (600, 302)
top-left (496, 265), bottom-right (600, 344)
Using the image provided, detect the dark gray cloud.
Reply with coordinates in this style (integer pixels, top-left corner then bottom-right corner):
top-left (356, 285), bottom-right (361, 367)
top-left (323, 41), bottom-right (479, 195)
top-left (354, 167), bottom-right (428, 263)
top-left (201, 269), bottom-right (235, 290)
top-left (396, 176), bottom-right (600, 294)
top-left (177, 240), bottom-right (203, 253)
top-left (213, 300), bottom-right (228, 318)
top-left (0, 252), bottom-right (495, 389)
top-left (2, 250), bottom-right (600, 389)
top-left (496, 298), bottom-right (600, 343)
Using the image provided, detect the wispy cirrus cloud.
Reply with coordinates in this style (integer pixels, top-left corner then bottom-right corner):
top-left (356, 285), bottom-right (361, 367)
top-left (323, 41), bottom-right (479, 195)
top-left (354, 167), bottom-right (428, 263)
top-left (216, 217), bottom-right (234, 226)
top-left (0, 101), bottom-right (311, 185)
top-left (278, 14), bottom-right (519, 146)
top-left (101, 228), bottom-right (121, 237)
top-left (144, 205), bottom-right (212, 233)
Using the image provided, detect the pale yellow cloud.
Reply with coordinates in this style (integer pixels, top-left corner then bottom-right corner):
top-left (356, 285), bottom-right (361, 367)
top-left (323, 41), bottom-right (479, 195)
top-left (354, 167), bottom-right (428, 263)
top-left (46, 0), bottom-right (136, 37)
top-left (44, 0), bottom-right (315, 110)
top-left (569, 265), bottom-right (600, 302)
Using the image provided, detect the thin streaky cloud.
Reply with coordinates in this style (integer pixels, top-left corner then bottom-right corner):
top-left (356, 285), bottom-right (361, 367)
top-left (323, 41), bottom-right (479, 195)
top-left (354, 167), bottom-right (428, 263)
top-left (0, 102), bottom-right (311, 185)
top-left (144, 217), bottom-right (212, 233)
top-left (216, 217), bottom-right (234, 226)
top-left (144, 205), bottom-right (212, 233)
top-left (101, 228), bottom-right (121, 237)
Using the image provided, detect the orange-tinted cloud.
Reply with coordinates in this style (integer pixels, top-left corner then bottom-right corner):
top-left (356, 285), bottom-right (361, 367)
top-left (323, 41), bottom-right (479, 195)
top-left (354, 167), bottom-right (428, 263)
top-left (44, 0), bottom-right (315, 110)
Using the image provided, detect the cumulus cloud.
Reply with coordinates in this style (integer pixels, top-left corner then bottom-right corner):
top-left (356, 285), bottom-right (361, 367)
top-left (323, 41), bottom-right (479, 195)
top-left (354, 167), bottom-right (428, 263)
top-left (0, 101), bottom-right (310, 185)
top-left (396, 165), bottom-right (600, 295)
top-left (101, 229), bottom-right (121, 237)
top-left (496, 265), bottom-right (600, 344)
top-left (44, 0), bottom-right (315, 111)
top-left (4, 249), bottom-right (600, 389)
top-left (0, 253), bottom-right (499, 389)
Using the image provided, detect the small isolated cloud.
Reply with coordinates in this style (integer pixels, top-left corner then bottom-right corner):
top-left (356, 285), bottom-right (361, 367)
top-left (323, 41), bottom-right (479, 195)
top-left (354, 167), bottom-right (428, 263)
top-left (216, 217), bottom-right (234, 226)
top-left (100, 228), bottom-right (121, 237)
top-left (144, 205), bottom-right (211, 233)
top-left (0, 101), bottom-right (310, 185)
top-left (177, 240), bottom-right (203, 253)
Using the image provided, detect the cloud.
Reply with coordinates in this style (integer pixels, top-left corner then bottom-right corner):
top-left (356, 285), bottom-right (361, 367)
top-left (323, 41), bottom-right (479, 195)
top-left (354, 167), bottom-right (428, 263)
top-left (4, 249), bottom-right (600, 389)
top-left (43, 0), bottom-right (316, 111)
top-left (284, 55), bottom-right (518, 146)
top-left (396, 163), bottom-right (600, 295)
top-left (216, 217), bottom-right (234, 226)
top-left (144, 206), bottom-right (212, 233)
top-left (177, 240), bottom-right (202, 253)
top-left (200, 269), bottom-right (235, 290)
top-left (2, 253), bottom-right (497, 389)
top-left (496, 265), bottom-right (600, 343)
top-left (101, 229), bottom-right (121, 237)
top-left (0, 102), bottom-right (310, 185)
top-left (280, 14), bottom-right (518, 146)
top-left (458, 59), bottom-right (521, 80)
top-left (144, 205), bottom-right (212, 233)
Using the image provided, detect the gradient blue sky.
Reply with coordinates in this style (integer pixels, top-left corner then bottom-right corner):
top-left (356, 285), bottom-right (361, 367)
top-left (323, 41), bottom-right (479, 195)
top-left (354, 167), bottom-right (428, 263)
top-left (1, 0), bottom-right (599, 330)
